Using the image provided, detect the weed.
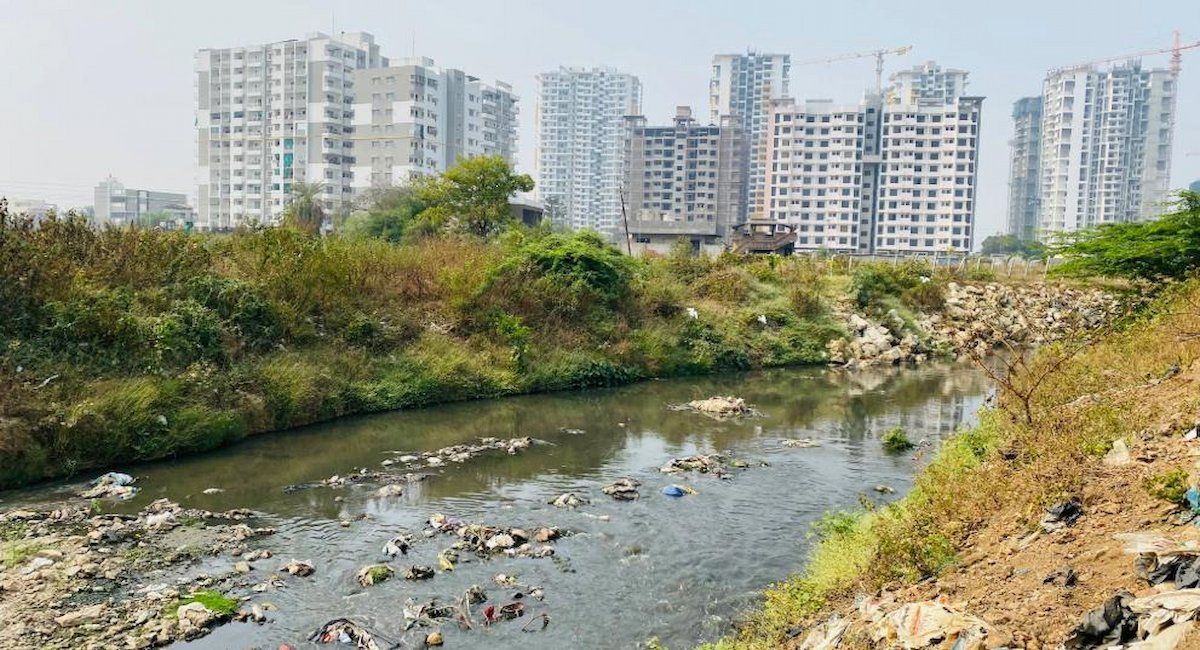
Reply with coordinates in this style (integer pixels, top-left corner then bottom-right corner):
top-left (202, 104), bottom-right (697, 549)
top-left (1145, 468), bottom-right (1190, 504)
top-left (169, 589), bottom-right (238, 617)
top-left (881, 427), bottom-right (914, 453)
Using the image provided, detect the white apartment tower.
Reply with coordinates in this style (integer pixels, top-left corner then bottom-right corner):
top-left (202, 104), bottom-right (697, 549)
top-left (195, 32), bottom-right (387, 229)
top-left (710, 51), bottom-right (791, 219)
top-left (535, 67), bottom-right (641, 234)
top-left (888, 61), bottom-right (969, 106)
top-left (351, 58), bottom-right (518, 189)
top-left (764, 62), bottom-right (982, 254)
top-left (1037, 61), bottom-right (1177, 236)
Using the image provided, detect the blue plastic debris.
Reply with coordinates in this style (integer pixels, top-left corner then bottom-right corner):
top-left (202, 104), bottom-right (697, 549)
top-left (661, 485), bottom-right (685, 498)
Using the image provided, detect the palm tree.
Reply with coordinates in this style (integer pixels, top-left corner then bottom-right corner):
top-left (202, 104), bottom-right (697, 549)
top-left (282, 181), bottom-right (326, 235)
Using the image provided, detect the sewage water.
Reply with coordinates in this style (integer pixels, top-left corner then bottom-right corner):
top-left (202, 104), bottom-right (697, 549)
top-left (11, 363), bottom-right (989, 649)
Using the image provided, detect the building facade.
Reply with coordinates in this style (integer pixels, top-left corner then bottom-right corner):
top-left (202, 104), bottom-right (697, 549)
top-left (195, 32), bottom-right (387, 229)
top-left (763, 63), bottom-right (982, 254)
top-left (887, 61), bottom-right (969, 106)
top-left (709, 51), bottom-right (790, 219)
top-left (535, 67), bottom-right (641, 234)
top-left (1036, 61), bottom-right (1177, 236)
top-left (622, 106), bottom-right (746, 253)
top-left (350, 57), bottom-right (517, 189)
top-left (94, 176), bottom-right (193, 226)
top-left (1006, 96), bottom-right (1043, 240)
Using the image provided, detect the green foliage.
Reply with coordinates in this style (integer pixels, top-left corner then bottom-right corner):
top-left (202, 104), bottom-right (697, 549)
top-left (849, 261), bottom-right (943, 313)
top-left (415, 155), bottom-right (534, 238)
top-left (342, 185), bottom-right (430, 243)
top-left (171, 590), bottom-right (239, 617)
top-left (1054, 190), bottom-right (1200, 280)
top-left (979, 234), bottom-right (1046, 258)
top-left (881, 427), bottom-right (914, 453)
top-left (280, 182), bottom-right (327, 235)
top-left (1144, 468), bottom-right (1190, 504)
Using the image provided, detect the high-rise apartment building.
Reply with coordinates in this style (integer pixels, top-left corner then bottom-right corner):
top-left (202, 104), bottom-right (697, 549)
top-left (94, 176), bottom-right (193, 226)
top-left (763, 62), bottom-right (982, 254)
top-left (887, 61), bottom-right (969, 106)
top-left (535, 67), bottom-right (641, 234)
top-left (1006, 96), bottom-right (1043, 240)
top-left (622, 106), bottom-right (746, 248)
top-left (196, 32), bottom-right (387, 229)
top-left (709, 51), bottom-right (790, 219)
top-left (350, 57), bottom-right (517, 189)
top-left (1035, 61), bottom-right (1177, 236)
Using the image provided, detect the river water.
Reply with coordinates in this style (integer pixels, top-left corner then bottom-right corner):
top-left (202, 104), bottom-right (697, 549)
top-left (7, 363), bottom-right (989, 649)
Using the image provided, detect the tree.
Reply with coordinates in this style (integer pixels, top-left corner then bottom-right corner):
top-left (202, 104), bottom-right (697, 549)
top-left (415, 156), bottom-right (534, 238)
top-left (342, 185), bottom-right (430, 243)
top-left (979, 234), bottom-right (1046, 258)
top-left (281, 182), bottom-right (327, 235)
top-left (1054, 190), bottom-right (1200, 280)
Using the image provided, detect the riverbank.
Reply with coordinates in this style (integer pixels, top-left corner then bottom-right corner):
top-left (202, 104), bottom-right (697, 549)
top-left (0, 216), bottom-right (1116, 489)
top-left (709, 280), bottom-right (1200, 649)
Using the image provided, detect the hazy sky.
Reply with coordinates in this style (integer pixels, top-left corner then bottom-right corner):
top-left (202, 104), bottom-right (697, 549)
top-left (2, 0), bottom-right (1198, 242)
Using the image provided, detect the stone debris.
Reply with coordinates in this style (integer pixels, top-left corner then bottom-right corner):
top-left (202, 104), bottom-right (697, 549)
top-left (549, 492), bottom-right (588, 508)
top-left (659, 454), bottom-right (731, 477)
top-left (356, 564), bottom-right (395, 586)
top-left (281, 559), bottom-right (315, 577)
top-left (0, 500), bottom-right (277, 649)
top-left (602, 478), bottom-right (641, 501)
top-left (828, 282), bottom-right (1121, 367)
top-left (781, 438), bottom-right (821, 448)
top-left (384, 436), bottom-right (536, 471)
top-left (383, 534), bottom-right (414, 557)
top-left (673, 396), bottom-right (753, 418)
top-left (376, 484), bottom-right (405, 498)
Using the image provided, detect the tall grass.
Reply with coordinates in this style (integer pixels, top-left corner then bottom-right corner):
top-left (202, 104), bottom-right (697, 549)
top-left (0, 216), bottom-right (865, 488)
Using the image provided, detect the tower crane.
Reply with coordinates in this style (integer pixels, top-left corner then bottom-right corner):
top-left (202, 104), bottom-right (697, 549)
top-left (792, 45), bottom-right (913, 93)
top-left (1049, 31), bottom-right (1200, 76)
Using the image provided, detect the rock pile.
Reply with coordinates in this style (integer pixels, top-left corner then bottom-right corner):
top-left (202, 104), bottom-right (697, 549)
top-left (829, 282), bottom-right (1122, 366)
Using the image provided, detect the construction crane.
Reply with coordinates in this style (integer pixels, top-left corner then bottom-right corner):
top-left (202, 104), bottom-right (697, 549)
top-left (793, 45), bottom-right (913, 93)
top-left (1049, 31), bottom-right (1200, 76)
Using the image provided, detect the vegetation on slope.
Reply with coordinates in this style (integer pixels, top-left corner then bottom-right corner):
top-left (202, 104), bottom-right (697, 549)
top-left (708, 193), bottom-right (1200, 649)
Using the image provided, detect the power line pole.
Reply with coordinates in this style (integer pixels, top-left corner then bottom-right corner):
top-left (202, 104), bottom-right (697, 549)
top-left (619, 189), bottom-right (632, 255)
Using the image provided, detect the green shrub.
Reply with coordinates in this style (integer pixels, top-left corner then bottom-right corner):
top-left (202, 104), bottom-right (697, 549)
top-left (152, 300), bottom-right (224, 369)
top-left (1145, 468), bottom-right (1190, 504)
top-left (881, 427), bottom-right (914, 453)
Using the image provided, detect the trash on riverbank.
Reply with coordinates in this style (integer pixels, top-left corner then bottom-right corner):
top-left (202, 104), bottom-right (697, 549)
top-left (383, 534), bottom-right (414, 557)
top-left (310, 618), bottom-right (387, 650)
top-left (484, 601), bottom-right (526, 624)
top-left (383, 436), bottom-right (537, 471)
top-left (550, 492), bottom-right (588, 508)
top-left (1117, 531), bottom-right (1200, 587)
top-left (661, 485), bottom-right (697, 498)
top-left (357, 564), bottom-right (395, 586)
top-left (670, 396), bottom-right (755, 419)
top-left (869, 599), bottom-right (991, 648)
top-left (602, 478), bottom-right (641, 500)
top-left (1065, 588), bottom-right (1200, 648)
top-left (79, 472), bottom-right (138, 500)
top-left (424, 514), bottom-right (560, 560)
top-left (796, 613), bottom-right (848, 649)
top-left (1102, 438), bottom-right (1132, 466)
top-left (1040, 498), bottom-right (1083, 532)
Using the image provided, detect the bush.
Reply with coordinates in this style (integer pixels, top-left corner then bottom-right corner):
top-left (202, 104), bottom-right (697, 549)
top-left (881, 427), bottom-right (914, 453)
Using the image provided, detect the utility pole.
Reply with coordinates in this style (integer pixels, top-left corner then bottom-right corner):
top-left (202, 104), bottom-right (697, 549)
top-left (619, 189), bottom-right (632, 255)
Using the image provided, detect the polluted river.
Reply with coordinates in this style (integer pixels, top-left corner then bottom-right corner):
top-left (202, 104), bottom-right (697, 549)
top-left (3, 363), bottom-right (990, 649)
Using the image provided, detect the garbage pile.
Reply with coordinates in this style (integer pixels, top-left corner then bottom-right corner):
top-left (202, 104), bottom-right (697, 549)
top-left (424, 513), bottom-right (561, 560)
top-left (659, 453), bottom-right (729, 477)
top-left (79, 471), bottom-right (138, 500)
top-left (384, 437), bottom-right (536, 470)
top-left (798, 595), bottom-right (992, 650)
top-left (1060, 531), bottom-right (1200, 647)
